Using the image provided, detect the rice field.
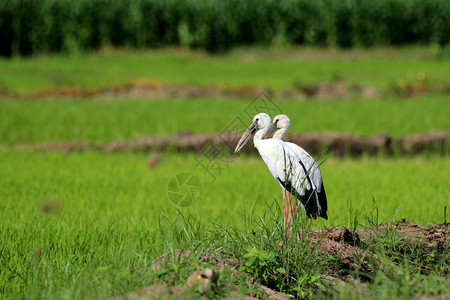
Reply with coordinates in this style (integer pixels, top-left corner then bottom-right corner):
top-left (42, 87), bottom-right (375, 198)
top-left (0, 47), bottom-right (449, 299)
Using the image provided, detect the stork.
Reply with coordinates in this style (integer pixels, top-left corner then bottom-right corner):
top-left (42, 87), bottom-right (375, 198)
top-left (235, 113), bottom-right (327, 235)
top-left (264, 114), bottom-right (328, 228)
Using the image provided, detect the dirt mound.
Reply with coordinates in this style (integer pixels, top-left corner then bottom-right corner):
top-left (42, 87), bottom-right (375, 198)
top-left (312, 220), bottom-right (448, 282)
top-left (357, 219), bottom-right (449, 249)
top-left (4, 131), bottom-right (449, 157)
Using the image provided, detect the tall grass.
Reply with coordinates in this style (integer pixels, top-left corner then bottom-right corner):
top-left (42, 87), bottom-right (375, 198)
top-left (1, 0), bottom-right (449, 56)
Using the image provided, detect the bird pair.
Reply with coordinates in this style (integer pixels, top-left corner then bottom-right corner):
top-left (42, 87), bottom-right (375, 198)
top-left (234, 113), bottom-right (328, 236)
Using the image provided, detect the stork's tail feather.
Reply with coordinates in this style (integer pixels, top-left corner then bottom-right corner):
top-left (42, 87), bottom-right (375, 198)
top-left (277, 177), bottom-right (328, 220)
top-left (299, 184), bottom-right (328, 220)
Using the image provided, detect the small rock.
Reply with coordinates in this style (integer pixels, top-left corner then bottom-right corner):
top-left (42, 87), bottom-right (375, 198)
top-left (186, 268), bottom-right (218, 292)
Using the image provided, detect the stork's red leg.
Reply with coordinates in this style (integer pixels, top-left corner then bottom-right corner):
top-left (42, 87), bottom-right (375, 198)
top-left (287, 192), bottom-right (294, 234)
top-left (282, 189), bottom-right (287, 230)
top-left (296, 204), bottom-right (301, 241)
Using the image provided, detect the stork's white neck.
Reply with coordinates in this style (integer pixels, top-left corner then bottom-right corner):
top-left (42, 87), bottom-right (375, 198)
top-left (273, 127), bottom-right (288, 139)
top-left (253, 126), bottom-right (269, 149)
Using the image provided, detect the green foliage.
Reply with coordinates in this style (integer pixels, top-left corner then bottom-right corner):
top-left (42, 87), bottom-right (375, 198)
top-left (241, 246), bottom-right (277, 283)
top-left (1, 0), bottom-right (450, 56)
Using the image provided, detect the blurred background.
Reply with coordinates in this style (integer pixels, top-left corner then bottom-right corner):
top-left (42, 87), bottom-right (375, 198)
top-left (1, 0), bottom-right (450, 56)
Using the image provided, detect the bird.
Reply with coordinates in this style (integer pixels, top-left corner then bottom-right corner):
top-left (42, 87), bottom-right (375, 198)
top-left (264, 114), bottom-right (328, 226)
top-left (235, 113), bottom-right (327, 235)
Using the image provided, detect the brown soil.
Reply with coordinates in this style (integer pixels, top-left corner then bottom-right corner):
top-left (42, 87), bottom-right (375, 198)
top-left (0, 81), bottom-right (271, 100)
top-left (312, 220), bottom-right (448, 278)
top-left (0, 79), bottom-right (447, 101)
top-left (117, 220), bottom-right (448, 299)
top-left (3, 131), bottom-right (449, 158)
top-left (279, 80), bottom-right (378, 100)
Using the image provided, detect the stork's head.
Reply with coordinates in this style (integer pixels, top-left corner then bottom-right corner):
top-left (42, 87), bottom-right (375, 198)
top-left (264, 114), bottom-right (291, 139)
top-left (234, 113), bottom-right (271, 153)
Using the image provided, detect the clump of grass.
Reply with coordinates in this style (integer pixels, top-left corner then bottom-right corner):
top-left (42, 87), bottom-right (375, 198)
top-left (350, 230), bottom-right (450, 299)
top-left (334, 204), bottom-right (450, 299)
top-left (154, 202), bottom-right (333, 298)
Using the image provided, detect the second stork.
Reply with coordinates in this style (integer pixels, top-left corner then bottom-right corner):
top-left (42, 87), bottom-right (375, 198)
top-left (235, 113), bottom-right (327, 231)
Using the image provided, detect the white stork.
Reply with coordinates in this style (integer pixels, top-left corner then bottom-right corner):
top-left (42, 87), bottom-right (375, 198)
top-left (235, 113), bottom-right (327, 234)
top-left (264, 114), bottom-right (328, 225)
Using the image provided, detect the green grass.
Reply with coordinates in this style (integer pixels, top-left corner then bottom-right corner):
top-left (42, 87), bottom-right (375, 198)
top-left (2, 151), bottom-right (448, 226)
top-left (0, 47), bottom-right (450, 93)
top-left (0, 151), bottom-right (448, 298)
top-left (1, 95), bottom-right (449, 145)
top-left (1, 151), bottom-right (448, 228)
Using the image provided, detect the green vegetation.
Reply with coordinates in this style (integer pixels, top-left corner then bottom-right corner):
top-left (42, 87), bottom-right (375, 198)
top-left (1, 0), bottom-right (449, 56)
top-left (0, 152), bottom-right (448, 226)
top-left (1, 96), bottom-right (449, 145)
top-left (0, 152), bottom-right (448, 298)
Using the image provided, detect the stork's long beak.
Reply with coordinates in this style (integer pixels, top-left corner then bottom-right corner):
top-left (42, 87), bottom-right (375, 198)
top-left (263, 122), bottom-right (278, 139)
top-left (234, 122), bottom-right (257, 153)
